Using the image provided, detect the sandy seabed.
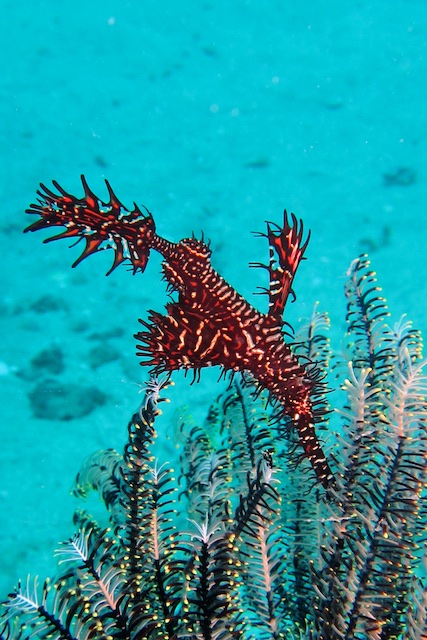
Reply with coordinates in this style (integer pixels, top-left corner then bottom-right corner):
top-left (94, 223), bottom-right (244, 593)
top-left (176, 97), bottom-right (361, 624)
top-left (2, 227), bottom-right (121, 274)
top-left (0, 0), bottom-right (426, 597)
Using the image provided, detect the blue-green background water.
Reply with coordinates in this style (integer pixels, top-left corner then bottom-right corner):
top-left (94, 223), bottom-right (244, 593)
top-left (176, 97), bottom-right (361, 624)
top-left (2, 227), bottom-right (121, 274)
top-left (1, 0), bottom-right (426, 595)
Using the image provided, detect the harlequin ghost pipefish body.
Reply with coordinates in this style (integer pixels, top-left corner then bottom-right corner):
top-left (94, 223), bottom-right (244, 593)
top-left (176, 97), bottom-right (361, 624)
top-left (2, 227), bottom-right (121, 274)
top-left (25, 176), bottom-right (335, 489)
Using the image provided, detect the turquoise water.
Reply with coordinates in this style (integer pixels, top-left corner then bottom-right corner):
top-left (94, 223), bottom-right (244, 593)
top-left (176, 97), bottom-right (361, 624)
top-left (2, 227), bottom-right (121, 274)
top-left (1, 0), bottom-right (426, 599)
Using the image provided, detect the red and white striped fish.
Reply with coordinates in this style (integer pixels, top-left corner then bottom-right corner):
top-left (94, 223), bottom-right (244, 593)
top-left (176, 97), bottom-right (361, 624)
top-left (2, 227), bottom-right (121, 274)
top-left (26, 175), bottom-right (335, 489)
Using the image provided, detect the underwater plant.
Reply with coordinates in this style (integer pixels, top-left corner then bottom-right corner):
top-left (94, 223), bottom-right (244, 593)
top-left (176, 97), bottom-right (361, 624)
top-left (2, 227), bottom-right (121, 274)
top-left (1, 179), bottom-right (427, 639)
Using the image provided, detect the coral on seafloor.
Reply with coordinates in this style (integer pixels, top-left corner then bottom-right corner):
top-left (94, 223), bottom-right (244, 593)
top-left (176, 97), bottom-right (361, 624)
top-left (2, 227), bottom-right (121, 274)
top-left (1, 255), bottom-right (427, 640)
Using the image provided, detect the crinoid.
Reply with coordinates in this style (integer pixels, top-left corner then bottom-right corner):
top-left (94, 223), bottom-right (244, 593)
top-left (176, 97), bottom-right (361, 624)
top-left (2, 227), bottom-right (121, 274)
top-left (2, 254), bottom-right (427, 639)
